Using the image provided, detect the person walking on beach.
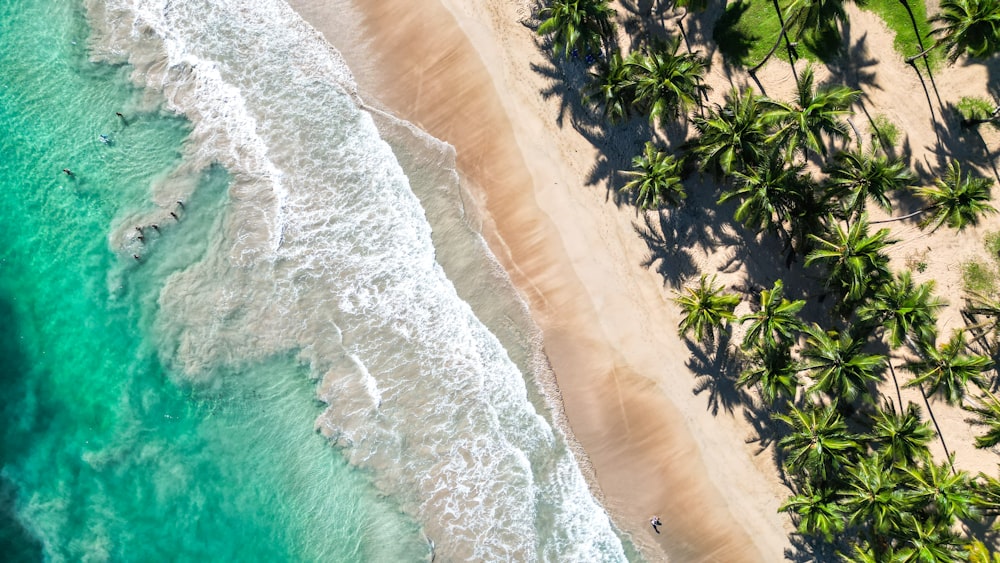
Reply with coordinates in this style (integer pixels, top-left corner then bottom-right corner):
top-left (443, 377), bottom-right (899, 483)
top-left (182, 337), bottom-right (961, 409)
top-left (650, 515), bottom-right (662, 534)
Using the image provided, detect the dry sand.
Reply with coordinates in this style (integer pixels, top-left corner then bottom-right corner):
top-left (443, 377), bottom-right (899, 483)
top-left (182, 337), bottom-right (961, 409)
top-left (288, 0), bottom-right (1000, 560)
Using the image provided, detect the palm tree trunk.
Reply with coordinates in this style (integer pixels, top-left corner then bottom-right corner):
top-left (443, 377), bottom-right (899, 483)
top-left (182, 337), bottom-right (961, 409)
top-left (904, 44), bottom-right (937, 65)
top-left (919, 384), bottom-right (958, 475)
top-left (868, 205), bottom-right (932, 224)
top-left (888, 361), bottom-right (904, 410)
top-left (750, 2), bottom-right (800, 77)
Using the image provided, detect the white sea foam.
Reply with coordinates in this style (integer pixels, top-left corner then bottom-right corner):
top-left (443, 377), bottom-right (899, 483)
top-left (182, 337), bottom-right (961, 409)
top-left (84, 0), bottom-right (627, 559)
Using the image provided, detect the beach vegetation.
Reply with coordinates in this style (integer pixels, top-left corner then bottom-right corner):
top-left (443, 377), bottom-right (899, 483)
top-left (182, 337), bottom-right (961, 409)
top-left (869, 114), bottom-right (902, 150)
top-left (904, 330), bottom-right (993, 405)
top-left (963, 260), bottom-right (997, 294)
top-left (917, 160), bottom-right (997, 232)
top-left (957, 96), bottom-right (1000, 129)
top-left (858, 270), bottom-right (943, 349)
top-left (625, 37), bottom-right (709, 127)
top-left (620, 142), bottom-right (686, 209)
top-left (805, 216), bottom-right (895, 303)
top-left (860, 0), bottom-right (939, 65)
top-left (964, 389), bottom-right (1000, 448)
top-left (824, 149), bottom-right (916, 221)
top-left (800, 324), bottom-right (886, 403)
top-left (532, 0), bottom-right (1000, 557)
top-left (930, 0), bottom-right (1000, 62)
top-left (672, 274), bottom-right (740, 343)
top-left (690, 87), bottom-right (776, 178)
top-left (762, 66), bottom-right (860, 159)
top-left (737, 342), bottom-right (801, 404)
top-left (584, 50), bottom-right (634, 124)
top-left (537, 0), bottom-right (616, 59)
top-left (738, 280), bottom-right (805, 350)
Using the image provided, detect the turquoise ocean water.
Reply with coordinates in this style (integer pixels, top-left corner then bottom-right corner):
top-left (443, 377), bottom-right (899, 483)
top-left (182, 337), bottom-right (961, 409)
top-left (1, 0), bottom-right (631, 560)
top-left (0, 2), bottom-right (425, 560)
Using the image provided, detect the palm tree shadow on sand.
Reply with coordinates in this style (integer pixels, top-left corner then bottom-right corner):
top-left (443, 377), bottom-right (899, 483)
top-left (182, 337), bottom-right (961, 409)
top-left (686, 331), bottom-right (751, 416)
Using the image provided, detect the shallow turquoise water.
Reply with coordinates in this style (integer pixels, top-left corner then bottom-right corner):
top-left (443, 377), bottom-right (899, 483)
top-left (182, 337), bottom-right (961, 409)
top-left (0, 2), bottom-right (425, 560)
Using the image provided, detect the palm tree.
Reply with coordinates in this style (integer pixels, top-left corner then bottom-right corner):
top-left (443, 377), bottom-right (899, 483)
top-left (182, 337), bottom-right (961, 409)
top-left (841, 453), bottom-right (911, 537)
top-left (904, 329), bottom-right (993, 406)
top-left (857, 270), bottom-right (944, 350)
top-left (537, 0), bottom-right (617, 59)
top-left (721, 152), bottom-right (811, 245)
top-left (626, 36), bottom-right (709, 126)
top-left (895, 514), bottom-right (967, 562)
top-left (690, 87), bottom-right (775, 177)
top-left (738, 341), bottom-right (801, 404)
top-left (868, 401), bottom-right (934, 465)
top-left (825, 149), bottom-right (917, 222)
top-left (805, 216), bottom-right (896, 303)
top-left (739, 279), bottom-right (806, 350)
top-left (763, 66), bottom-right (860, 158)
top-left (904, 457), bottom-right (978, 523)
top-left (917, 160), bottom-right (996, 232)
top-left (778, 482), bottom-right (845, 541)
top-left (931, 0), bottom-right (1000, 62)
top-left (775, 401), bottom-right (861, 481)
top-left (963, 389), bottom-right (1000, 448)
top-left (584, 50), bottom-right (635, 124)
top-left (620, 142), bottom-right (685, 209)
top-left (672, 274), bottom-right (740, 344)
top-left (800, 324), bottom-right (886, 404)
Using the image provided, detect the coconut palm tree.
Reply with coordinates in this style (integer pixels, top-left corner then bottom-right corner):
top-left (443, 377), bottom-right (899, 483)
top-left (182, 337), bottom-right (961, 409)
top-left (904, 329), bottom-right (993, 406)
top-left (917, 160), bottom-right (997, 232)
top-left (738, 341), bottom-right (801, 404)
top-left (964, 389), bottom-right (1000, 448)
top-left (858, 270), bottom-right (944, 350)
top-left (868, 401), bottom-right (934, 465)
top-left (895, 514), bottom-right (968, 562)
top-left (841, 453), bottom-right (912, 537)
top-left (805, 216), bottom-right (896, 303)
top-left (825, 149), bottom-right (917, 222)
top-left (620, 142), bottom-right (686, 209)
top-left (721, 152), bottom-right (811, 245)
top-left (626, 36), bottom-right (709, 126)
top-left (690, 87), bottom-right (776, 178)
top-left (904, 456), bottom-right (978, 523)
top-left (931, 0), bottom-right (1000, 62)
top-left (739, 279), bottom-right (806, 350)
top-left (800, 324), bottom-right (886, 404)
top-left (585, 50), bottom-right (635, 124)
top-left (775, 401), bottom-right (861, 481)
top-left (537, 0), bottom-right (617, 60)
top-left (673, 274), bottom-right (740, 344)
top-left (778, 482), bottom-right (846, 541)
top-left (763, 66), bottom-right (860, 158)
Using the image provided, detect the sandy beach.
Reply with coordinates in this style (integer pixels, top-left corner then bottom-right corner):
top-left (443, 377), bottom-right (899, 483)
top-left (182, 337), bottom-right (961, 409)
top-left (288, 0), bottom-right (1000, 560)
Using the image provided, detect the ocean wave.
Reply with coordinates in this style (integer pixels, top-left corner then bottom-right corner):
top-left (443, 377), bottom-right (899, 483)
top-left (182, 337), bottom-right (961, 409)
top-left (84, 0), bottom-right (626, 559)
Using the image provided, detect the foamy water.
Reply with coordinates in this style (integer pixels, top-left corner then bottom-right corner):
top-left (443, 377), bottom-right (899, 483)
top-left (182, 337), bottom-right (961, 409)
top-left (83, 0), bottom-right (627, 559)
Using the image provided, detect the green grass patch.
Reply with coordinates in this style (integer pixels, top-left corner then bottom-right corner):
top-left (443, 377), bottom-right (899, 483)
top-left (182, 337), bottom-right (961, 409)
top-left (963, 261), bottom-right (997, 294)
top-left (985, 230), bottom-right (1000, 262)
top-left (714, 0), bottom-right (938, 68)
top-left (870, 114), bottom-right (901, 149)
top-left (956, 96), bottom-right (999, 128)
top-left (713, 0), bottom-right (837, 67)
top-left (858, 0), bottom-right (940, 66)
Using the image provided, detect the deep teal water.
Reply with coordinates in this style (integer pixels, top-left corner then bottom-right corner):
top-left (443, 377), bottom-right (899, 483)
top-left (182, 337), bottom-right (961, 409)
top-left (0, 2), bottom-right (424, 560)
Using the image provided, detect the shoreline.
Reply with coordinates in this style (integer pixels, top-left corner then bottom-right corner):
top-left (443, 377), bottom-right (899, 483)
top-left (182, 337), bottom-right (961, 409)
top-left (288, 0), bottom-right (792, 560)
